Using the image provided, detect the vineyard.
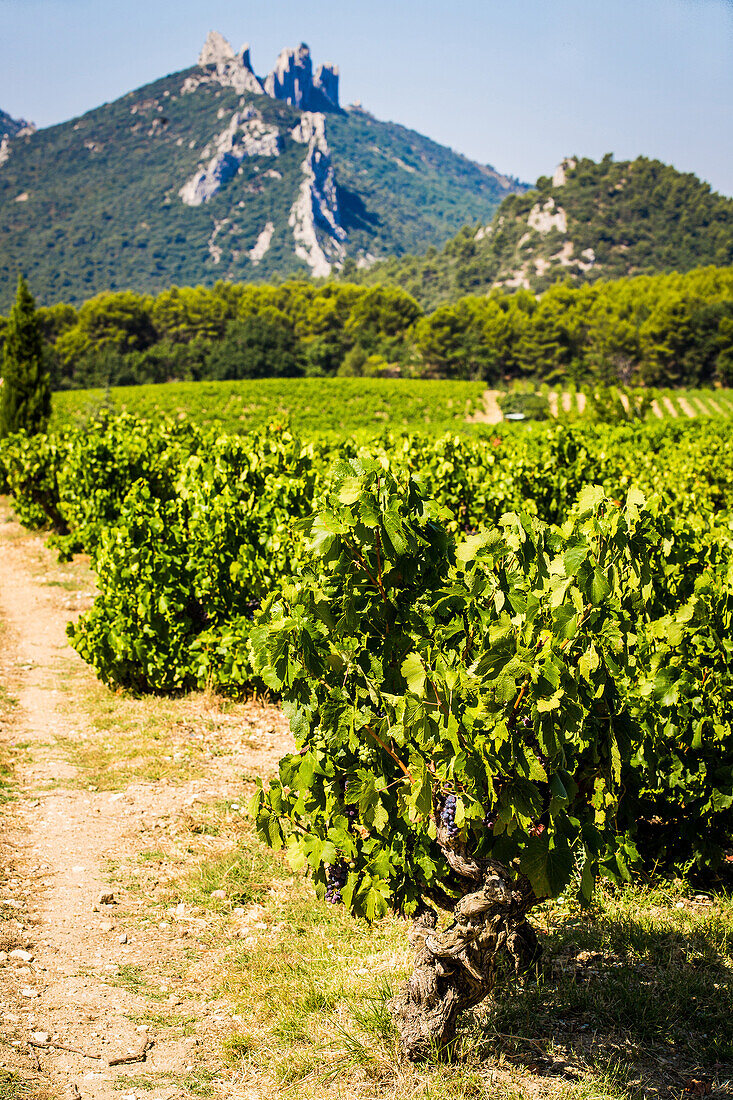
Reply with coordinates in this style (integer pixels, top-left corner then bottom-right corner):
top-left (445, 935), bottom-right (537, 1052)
top-left (50, 378), bottom-right (733, 439)
top-left (1, 410), bottom-right (733, 1094)
top-left (50, 378), bottom-right (487, 439)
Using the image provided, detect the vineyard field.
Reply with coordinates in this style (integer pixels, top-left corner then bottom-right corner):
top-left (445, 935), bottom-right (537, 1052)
top-left (49, 379), bottom-right (733, 438)
top-left (50, 378), bottom-right (487, 439)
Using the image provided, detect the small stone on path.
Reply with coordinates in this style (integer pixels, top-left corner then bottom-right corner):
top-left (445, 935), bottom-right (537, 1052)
top-left (9, 949), bottom-right (34, 962)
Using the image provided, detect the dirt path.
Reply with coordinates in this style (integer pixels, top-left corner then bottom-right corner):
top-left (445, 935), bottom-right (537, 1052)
top-left (467, 390), bottom-right (503, 424)
top-left (0, 513), bottom-right (292, 1100)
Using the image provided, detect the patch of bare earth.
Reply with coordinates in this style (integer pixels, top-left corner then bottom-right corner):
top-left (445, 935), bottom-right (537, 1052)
top-left (468, 390), bottom-right (503, 424)
top-left (0, 508), bottom-right (293, 1100)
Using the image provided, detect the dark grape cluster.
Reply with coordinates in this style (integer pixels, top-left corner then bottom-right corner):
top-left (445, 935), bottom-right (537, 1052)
top-left (337, 775), bottom-right (360, 829)
top-left (441, 794), bottom-right (459, 838)
top-left (325, 861), bottom-right (349, 904)
top-left (483, 807), bottom-right (498, 830)
top-left (345, 804), bottom-right (359, 827)
top-left (520, 722), bottom-right (550, 770)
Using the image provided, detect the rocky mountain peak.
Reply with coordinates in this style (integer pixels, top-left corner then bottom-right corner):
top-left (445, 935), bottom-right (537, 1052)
top-left (199, 30), bottom-right (235, 67)
top-left (264, 43), bottom-right (340, 111)
top-left (187, 31), bottom-right (263, 96)
top-left (193, 34), bottom-right (340, 112)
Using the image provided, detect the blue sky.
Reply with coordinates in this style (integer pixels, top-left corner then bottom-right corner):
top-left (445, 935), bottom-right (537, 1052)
top-left (1, 0), bottom-right (732, 193)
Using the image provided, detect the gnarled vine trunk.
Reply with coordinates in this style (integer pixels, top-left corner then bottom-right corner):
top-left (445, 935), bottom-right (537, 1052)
top-left (389, 854), bottom-right (540, 1060)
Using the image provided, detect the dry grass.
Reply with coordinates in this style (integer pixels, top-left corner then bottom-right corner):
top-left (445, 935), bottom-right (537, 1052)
top-left (51, 683), bottom-right (288, 792)
top-left (158, 807), bottom-right (733, 1100)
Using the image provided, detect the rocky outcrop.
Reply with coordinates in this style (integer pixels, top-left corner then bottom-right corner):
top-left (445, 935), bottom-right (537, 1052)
top-left (288, 112), bottom-right (345, 277)
top-left (263, 43), bottom-right (339, 111)
top-left (552, 157), bottom-right (577, 188)
top-left (265, 43), bottom-right (312, 107)
top-left (186, 35), bottom-right (340, 111)
top-left (199, 30), bottom-right (235, 68)
top-left (179, 106), bottom-right (279, 206)
top-left (182, 31), bottom-right (263, 96)
top-left (249, 221), bottom-right (274, 265)
top-left (314, 64), bottom-right (340, 110)
top-left (527, 197), bottom-right (567, 234)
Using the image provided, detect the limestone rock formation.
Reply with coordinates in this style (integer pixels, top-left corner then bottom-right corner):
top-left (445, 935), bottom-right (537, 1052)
top-left (183, 32), bottom-right (264, 96)
top-left (314, 64), bottom-right (340, 110)
top-left (552, 157), bottom-right (577, 187)
top-left (185, 35), bottom-right (340, 110)
top-left (527, 196), bottom-right (567, 234)
top-left (264, 44), bottom-right (340, 111)
top-left (289, 112), bottom-right (346, 276)
top-left (199, 30), bottom-right (235, 67)
top-left (265, 43), bottom-right (311, 108)
top-left (179, 106), bottom-right (279, 206)
top-left (249, 222), bottom-right (275, 265)
top-left (0, 109), bottom-right (35, 141)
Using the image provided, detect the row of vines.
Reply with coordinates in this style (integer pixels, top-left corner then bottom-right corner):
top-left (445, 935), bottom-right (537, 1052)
top-left (2, 413), bottom-right (732, 1051)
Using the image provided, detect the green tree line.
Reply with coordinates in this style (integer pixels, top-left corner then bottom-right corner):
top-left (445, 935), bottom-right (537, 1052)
top-left (0, 265), bottom-right (731, 390)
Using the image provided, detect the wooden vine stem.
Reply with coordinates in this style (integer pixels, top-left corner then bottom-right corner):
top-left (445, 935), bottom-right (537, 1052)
top-left (388, 839), bottom-right (541, 1060)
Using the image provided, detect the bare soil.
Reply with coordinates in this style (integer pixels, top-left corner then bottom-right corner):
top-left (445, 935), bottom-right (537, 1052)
top-left (468, 391), bottom-right (503, 425)
top-left (0, 510), bottom-right (292, 1100)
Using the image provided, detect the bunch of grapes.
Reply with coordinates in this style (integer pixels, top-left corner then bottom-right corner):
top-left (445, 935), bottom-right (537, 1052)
top-left (440, 794), bottom-right (459, 838)
top-left (483, 807), bottom-right (498, 831)
top-left (519, 721), bottom-right (550, 770)
top-left (337, 775), bottom-right (360, 829)
top-left (344, 803), bottom-right (359, 827)
top-left (325, 860), bottom-right (349, 904)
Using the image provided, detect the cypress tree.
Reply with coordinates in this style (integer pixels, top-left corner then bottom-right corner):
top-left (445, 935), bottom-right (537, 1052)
top-left (0, 275), bottom-right (51, 437)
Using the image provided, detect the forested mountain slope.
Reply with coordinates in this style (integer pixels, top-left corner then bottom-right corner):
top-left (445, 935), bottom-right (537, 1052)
top-left (348, 155), bottom-right (733, 308)
top-left (0, 33), bottom-right (524, 310)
